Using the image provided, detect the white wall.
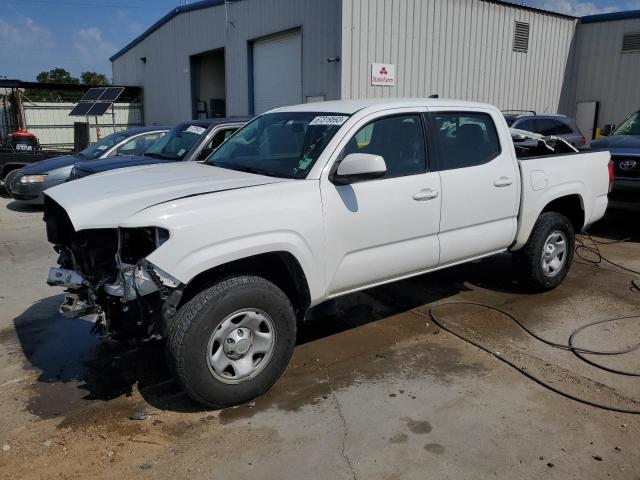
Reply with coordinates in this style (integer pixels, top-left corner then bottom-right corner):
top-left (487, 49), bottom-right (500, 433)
top-left (566, 17), bottom-right (640, 128)
top-left (340, 0), bottom-right (577, 114)
top-left (22, 102), bottom-right (143, 148)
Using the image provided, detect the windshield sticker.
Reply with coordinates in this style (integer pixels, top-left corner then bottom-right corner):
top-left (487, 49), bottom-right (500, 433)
top-left (177, 148), bottom-right (186, 157)
top-left (309, 115), bottom-right (349, 126)
top-left (96, 145), bottom-right (109, 150)
top-left (185, 125), bottom-right (206, 135)
top-left (297, 157), bottom-right (313, 171)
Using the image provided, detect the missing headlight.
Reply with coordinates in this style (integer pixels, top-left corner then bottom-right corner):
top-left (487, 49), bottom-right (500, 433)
top-left (118, 227), bottom-right (170, 264)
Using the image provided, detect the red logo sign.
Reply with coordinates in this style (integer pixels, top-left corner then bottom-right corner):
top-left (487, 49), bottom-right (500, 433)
top-left (379, 67), bottom-right (388, 75)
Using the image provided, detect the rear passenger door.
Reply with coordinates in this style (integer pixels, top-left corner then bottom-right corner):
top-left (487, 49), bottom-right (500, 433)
top-left (429, 109), bottom-right (519, 265)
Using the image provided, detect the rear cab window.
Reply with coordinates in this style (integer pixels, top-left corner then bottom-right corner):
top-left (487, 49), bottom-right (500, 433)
top-left (430, 112), bottom-right (502, 171)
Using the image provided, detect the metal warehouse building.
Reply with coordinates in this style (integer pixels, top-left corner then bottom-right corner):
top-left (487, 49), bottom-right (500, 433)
top-left (110, 0), bottom-right (640, 136)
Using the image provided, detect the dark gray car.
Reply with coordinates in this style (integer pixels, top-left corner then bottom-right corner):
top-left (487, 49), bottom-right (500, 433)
top-left (7, 126), bottom-right (168, 204)
top-left (591, 110), bottom-right (640, 205)
top-left (503, 112), bottom-right (586, 149)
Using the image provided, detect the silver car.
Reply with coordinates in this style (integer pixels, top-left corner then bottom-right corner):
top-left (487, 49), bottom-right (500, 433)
top-left (503, 112), bottom-right (586, 149)
top-left (7, 126), bottom-right (168, 204)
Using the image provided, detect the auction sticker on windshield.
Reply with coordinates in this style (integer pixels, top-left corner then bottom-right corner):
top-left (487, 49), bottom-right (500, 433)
top-left (309, 116), bottom-right (349, 126)
top-left (186, 125), bottom-right (206, 135)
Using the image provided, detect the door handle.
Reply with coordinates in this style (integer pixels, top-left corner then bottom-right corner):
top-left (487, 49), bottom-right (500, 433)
top-left (493, 176), bottom-right (513, 187)
top-left (413, 189), bottom-right (439, 201)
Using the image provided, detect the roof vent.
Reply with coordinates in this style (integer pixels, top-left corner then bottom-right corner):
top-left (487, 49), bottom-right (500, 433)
top-left (513, 21), bottom-right (530, 53)
top-left (622, 32), bottom-right (640, 52)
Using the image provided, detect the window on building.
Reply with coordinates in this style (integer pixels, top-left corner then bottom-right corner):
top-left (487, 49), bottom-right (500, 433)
top-left (513, 21), bottom-right (530, 53)
top-left (432, 112), bottom-right (501, 170)
top-left (622, 32), bottom-right (640, 53)
top-left (343, 115), bottom-right (426, 178)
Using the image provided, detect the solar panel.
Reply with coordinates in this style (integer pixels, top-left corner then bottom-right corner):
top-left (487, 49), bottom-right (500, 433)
top-left (70, 86), bottom-right (125, 117)
top-left (86, 102), bottom-right (112, 116)
top-left (80, 88), bottom-right (105, 101)
top-left (69, 101), bottom-right (94, 116)
top-left (98, 87), bottom-right (124, 102)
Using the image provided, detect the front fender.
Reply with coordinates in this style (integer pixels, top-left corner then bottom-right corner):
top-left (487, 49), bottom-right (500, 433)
top-left (146, 230), bottom-right (324, 303)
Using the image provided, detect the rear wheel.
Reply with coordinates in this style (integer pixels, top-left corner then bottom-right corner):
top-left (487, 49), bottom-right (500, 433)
top-left (515, 212), bottom-right (575, 291)
top-left (167, 275), bottom-right (297, 408)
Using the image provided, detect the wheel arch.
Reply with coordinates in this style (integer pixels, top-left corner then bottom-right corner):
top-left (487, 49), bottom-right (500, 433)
top-left (178, 251), bottom-right (312, 320)
top-left (512, 191), bottom-right (586, 250)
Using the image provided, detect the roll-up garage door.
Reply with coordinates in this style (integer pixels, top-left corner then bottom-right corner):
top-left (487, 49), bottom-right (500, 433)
top-left (253, 30), bottom-right (302, 114)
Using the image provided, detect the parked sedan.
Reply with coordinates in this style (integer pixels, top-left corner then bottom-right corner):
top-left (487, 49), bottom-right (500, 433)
top-left (591, 110), bottom-right (640, 205)
top-left (69, 117), bottom-right (251, 180)
top-left (7, 127), bottom-right (168, 204)
top-left (503, 112), bottom-right (586, 149)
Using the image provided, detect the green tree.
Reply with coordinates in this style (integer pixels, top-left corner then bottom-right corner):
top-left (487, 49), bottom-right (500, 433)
top-left (24, 68), bottom-right (110, 103)
top-left (80, 71), bottom-right (110, 86)
top-left (36, 67), bottom-right (80, 85)
top-left (25, 68), bottom-right (80, 102)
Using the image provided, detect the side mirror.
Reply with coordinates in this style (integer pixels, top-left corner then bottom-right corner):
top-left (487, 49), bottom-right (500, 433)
top-left (601, 124), bottom-right (615, 136)
top-left (331, 153), bottom-right (387, 185)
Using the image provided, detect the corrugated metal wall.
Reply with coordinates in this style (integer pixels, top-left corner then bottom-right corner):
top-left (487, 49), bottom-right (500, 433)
top-left (23, 102), bottom-right (143, 149)
top-left (112, 0), bottom-right (342, 125)
top-left (566, 17), bottom-right (640, 128)
top-left (340, 0), bottom-right (577, 114)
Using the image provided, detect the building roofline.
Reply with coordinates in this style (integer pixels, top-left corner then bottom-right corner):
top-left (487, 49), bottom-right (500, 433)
top-left (109, 0), bottom-right (230, 62)
top-left (580, 9), bottom-right (640, 24)
top-left (481, 1), bottom-right (576, 20)
top-left (110, 0), bottom-right (577, 63)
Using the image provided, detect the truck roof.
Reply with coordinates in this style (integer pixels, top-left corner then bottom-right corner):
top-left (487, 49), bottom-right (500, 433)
top-left (272, 98), bottom-right (498, 115)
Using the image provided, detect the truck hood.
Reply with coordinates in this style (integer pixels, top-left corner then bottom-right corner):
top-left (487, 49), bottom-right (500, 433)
top-left (73, 155), bottom-right (173, 175)
top-left (590, 135), bottom-right (640, 150)
top-left (20, 154), bottom-right (83, 174)
top-left (45, 162), bottom-right (285, 230)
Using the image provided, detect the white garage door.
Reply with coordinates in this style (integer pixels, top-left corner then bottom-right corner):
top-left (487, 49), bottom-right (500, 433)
top-left (253, 31), bottom-right (302, 114)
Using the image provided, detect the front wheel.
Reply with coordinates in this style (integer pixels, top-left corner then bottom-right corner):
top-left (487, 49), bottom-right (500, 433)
top-left (515, 212), bottom-right (575, 291)
top-left (167, 275), bottom-right (297, 408)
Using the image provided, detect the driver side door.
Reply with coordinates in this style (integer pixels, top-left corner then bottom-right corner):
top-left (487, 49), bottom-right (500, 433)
top-left (320, 109), bottom-right (442, 297)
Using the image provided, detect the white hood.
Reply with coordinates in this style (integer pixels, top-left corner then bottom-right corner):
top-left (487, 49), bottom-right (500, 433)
top-left (45, 162), bottom-right (285, 230)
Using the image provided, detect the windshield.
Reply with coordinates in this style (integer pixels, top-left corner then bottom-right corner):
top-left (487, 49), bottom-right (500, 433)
top-left (144, 123), bottom-right (207, 160)
top-left (80, 131), bottom-right (128, 159)
top-left (504, 116), bottom-right (517, 127)
top-left (205, 112), bottom-right (349, 178)
top-left (613, 111), bottom-right (640, 136)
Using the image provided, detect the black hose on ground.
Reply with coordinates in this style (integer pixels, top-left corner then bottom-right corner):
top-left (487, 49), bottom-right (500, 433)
top-left (427, 301), bottom-right (640, 414)
top-left (428, 231), bottom-right (640, 413)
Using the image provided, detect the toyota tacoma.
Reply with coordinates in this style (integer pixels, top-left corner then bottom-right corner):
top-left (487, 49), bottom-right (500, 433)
top-left (42, 99), bottom-right (612, 408)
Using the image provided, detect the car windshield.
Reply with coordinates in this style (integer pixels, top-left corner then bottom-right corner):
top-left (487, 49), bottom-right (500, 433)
top-left (613, 111), bottom-right (640, 136)
top-left (504, 116), bottom-right (517, 127)
top-left (205, 112), bottom-right (349, 178)
top-left (80, 131), bottom-right (128, 159)
top-left (144, 123), bottom-right (207, 160)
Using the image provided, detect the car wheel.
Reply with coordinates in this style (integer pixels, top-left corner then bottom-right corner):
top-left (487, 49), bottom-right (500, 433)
top-left (515, 212), bottom-right (575, 291)
top-left (167, 275), bottom-right (297, 408)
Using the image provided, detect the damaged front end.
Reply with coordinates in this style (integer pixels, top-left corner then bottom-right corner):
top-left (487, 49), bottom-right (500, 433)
top-left (43, 196), bottom-right (183, 339)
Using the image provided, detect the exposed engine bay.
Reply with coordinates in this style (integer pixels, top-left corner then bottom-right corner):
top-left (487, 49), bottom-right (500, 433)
top-left (43, 196), bottom-right (183, 339)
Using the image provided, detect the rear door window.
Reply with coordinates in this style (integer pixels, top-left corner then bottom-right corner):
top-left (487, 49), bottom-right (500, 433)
top-left (431, 112), bottom-right (501, 171)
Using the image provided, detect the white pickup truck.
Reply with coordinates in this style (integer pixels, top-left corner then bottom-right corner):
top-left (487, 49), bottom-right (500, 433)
top-left (43, 99), bottom-right (612, 408)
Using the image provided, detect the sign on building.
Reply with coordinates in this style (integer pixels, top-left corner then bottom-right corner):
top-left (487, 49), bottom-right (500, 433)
top-left (371, 63), bottom-right (396, 86)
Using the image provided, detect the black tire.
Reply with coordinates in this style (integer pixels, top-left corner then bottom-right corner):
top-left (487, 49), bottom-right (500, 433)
top-left (515, 212), bottom-right (575, 291)
top-left (167, 275), bottom-right (297, 409)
